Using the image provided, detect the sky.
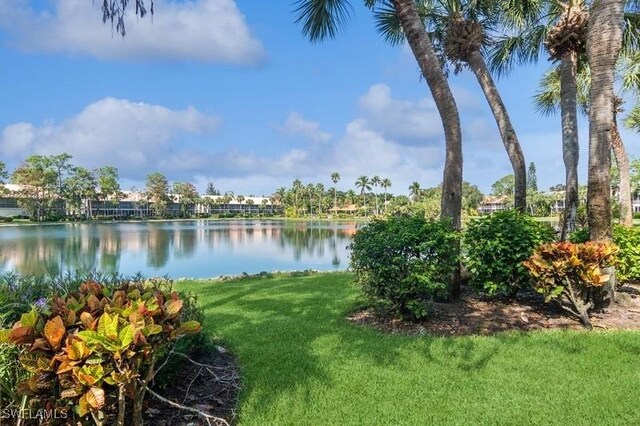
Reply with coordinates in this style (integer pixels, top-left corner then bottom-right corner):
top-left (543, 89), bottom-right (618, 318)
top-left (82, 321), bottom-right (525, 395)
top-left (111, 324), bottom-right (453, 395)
top-left (0, 0), bottom-right (638, 197)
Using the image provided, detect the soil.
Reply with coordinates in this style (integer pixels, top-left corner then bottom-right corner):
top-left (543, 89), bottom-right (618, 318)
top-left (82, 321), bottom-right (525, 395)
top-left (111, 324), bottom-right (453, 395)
top-left (348, 284), bottom-right (640, 336)
top-left (143, 347), bottom-right (240, 425)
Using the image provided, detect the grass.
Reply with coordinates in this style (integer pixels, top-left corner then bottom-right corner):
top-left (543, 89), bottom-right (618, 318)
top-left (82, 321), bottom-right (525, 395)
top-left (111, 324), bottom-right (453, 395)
top-left (180, 272), bottom-right (640, 425)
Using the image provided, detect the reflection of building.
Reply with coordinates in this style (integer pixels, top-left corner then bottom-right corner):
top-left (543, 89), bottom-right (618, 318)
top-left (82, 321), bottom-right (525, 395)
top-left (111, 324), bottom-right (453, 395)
top-left (0, 185), bottom-right (281, 218)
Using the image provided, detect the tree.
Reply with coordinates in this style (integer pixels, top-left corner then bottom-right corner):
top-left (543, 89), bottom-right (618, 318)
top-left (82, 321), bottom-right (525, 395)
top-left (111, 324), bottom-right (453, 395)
top-left (66, 166), bottom-right (97, 219)
top-left (205, 182), bottom-right (220, 196)
top-left (331, 172), bottom-right (341, 214)
top-left (294, 0), bottom-right (463, 233)
top-left (409, 181), bottom-right (422, 203)
top-left (146, 172), bottom-right (170, 217)
top-left (381, 178), bottom-right (392, 206)
top-left (462, 181), bottom-right (484, 211)
top-left (292, 179), bottom-right (303, 216)
top-left (11, 155), bottom-right (58, 221)
top-left (527, 162), bottom-right (538, 192)
top-left (491, 175), bottom-right (515, 197)
top-left (49, 153), bottom-right (73, 200)
top-left (371, 175), bottom-right (381, 215)
top-left (355, 176), bottom-right (371, 212)
top-left (377, 0), bottom-right (527, 211)
top-left (173, 182), bottom-right (199, 218)
top-left (96, 166), bottom-right (122, 216)
top-left (0, 160), bottom-right (8, 184)
top-left (586, 0), bottom-right (625, 241)
top-left (492, 1), bottom-right (588, 238)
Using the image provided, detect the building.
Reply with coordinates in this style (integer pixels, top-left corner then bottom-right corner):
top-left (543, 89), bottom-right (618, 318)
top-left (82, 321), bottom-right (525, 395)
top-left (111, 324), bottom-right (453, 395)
top-left (477, 196), bottom-right (509, 215)
top-left (0, 184), bottom-right (281, 219)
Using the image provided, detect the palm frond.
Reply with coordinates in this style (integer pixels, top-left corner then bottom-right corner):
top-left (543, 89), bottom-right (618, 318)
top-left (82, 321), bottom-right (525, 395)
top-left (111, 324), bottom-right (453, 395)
top-left (487, 24), bottom-right (547, 77)
top-left (533, 67), bottom-right (561, 116)
top-left (624, 103), bottom-right (640, 131)
top-left (620, 53), bottom-right (640, 93)
top-left (374, 1), bottom-right (404, 45)
top-left (294, 0), bottom-right (354, 43)
top-left (622, 12), bottom-right (640, 56)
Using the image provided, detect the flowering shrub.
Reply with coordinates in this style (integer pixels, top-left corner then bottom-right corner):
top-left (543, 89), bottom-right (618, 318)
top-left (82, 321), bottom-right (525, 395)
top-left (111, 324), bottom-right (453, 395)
top-left (0, 279), bottom-right (201, 425)
top-left (523, 242), bottom-right (618, 328)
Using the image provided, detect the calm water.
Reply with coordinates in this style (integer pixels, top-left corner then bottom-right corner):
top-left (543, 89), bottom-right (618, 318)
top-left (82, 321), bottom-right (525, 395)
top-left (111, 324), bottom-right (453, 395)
top-left (0, 220), bottom-right (357, 278)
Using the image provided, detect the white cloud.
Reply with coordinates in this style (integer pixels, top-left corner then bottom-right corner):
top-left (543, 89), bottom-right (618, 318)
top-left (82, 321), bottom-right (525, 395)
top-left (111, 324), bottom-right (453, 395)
top-left (1, 97), bottom-right (222, 178)
top-left (280, 113), bottom-right (332, 144)
top-left (0, 0), bottom-right (266, 64)
top-left (357, 83), bottom-right (444, 145)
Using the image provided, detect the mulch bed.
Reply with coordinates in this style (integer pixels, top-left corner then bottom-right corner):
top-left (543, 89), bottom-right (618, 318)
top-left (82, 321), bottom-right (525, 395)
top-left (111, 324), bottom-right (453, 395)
top-left (143, 347), bottom-right (240, 425)
top-left (348, 284), bottom-right (640, 336)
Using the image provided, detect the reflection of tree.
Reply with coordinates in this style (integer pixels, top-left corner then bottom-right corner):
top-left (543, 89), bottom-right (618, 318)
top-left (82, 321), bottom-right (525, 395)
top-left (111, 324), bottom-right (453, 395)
top-left (174, 228), bottom-right (197, 258)
top-left (279, 222), bottom-right (353, 262)
top-left (146, 225), bottom-right (172, 269)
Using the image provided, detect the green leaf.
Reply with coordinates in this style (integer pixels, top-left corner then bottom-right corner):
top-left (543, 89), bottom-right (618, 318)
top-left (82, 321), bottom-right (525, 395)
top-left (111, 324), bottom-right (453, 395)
top-left (77, 331), bottom-right (119, 352)
top-left (119, 325), bottom-right (133, 348)
top-left (20, 307), bottom-right (39, 328)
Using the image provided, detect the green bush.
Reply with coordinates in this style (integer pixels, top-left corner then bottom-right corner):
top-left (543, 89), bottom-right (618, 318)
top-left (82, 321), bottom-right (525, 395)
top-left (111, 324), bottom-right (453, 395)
top-left (464, 210), bottom-right (554, 297)
top-left (349, 215), bottom-right (459, 320)
top-left (569, 226), bottom-right (640, 285)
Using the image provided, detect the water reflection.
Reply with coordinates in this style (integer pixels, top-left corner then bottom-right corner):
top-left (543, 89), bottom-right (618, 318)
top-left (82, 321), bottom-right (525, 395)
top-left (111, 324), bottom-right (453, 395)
top-left (0, 220), bottom-right (356, 278)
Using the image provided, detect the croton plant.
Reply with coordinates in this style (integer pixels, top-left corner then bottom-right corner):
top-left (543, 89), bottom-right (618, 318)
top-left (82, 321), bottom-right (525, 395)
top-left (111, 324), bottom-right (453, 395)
top-left (0, 280), bottom-right (201, 425)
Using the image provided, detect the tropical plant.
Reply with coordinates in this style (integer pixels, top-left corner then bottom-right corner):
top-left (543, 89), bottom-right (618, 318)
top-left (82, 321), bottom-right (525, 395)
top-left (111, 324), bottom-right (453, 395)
top-left (371, 175), bottom-right (381, 215)
top-left (381, 178), bottom-right (392, 206)
top-left (350, 215), bottom-right (459, 320)
top-left (524, 241), bottom-right (618, 328)
top-left (355, 176), bottom-right (372, 212)
top-left (145, 172), bottom-right (170, 217)
top-left (409, 181), bottom-right (422, 203)
top-left (464, 210), bottom-right (555, 297)
top-left (0, 279), bottom-right (201, 426)
top-left (331, 172), bottom-right (341, 214)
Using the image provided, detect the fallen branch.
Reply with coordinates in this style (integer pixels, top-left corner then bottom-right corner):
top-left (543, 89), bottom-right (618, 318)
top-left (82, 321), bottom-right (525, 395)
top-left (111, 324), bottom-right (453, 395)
top-left (141, 381), bottom-right (230, 426)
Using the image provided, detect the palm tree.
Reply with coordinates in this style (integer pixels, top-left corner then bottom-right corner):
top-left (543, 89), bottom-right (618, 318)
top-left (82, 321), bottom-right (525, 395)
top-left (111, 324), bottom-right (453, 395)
top-left (306, 183), bottom-right (315, 216)
top-left (355, 176), bottom-right (372, 213)
top-left (491, 0), bottom-right (589, 237)
top-left (371, 175), bottom-right (381, 215)
top-left (409, 181), bottom-right (422, 203)
top-left (586, 0), bottom-right (625, 241)
top-left (381, 178), bottom-right (392, 207)
top-left (292, 179), bottom-right (302, 216)
top-left (331, 172), bottom-right (341, 214)
top-left (377, 0), bottom-right (527, 211)
top-left (316, 183), bottom-right (325, 215)
top-left (535, 66), bottom-right (635, 228)
top-left (294, 0), bottom-right (462, 231)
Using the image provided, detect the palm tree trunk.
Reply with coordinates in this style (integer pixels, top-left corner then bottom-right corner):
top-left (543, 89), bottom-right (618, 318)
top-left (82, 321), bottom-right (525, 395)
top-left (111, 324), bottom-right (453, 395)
top-left (393, 0), bottom-right (462, 298)
top-left (586, 0), bottom-right (624, 241)
top-left (467, 50), bottom-right (526, 212)
top-left (611, 115), bottom-right (632, 227)
top-left (559, 51), bottom-right (580, 241)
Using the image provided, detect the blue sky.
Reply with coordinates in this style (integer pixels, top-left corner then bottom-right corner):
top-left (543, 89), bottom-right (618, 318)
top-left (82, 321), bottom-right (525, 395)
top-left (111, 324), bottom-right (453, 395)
top-left (0, 0), bottom-right (638, 196)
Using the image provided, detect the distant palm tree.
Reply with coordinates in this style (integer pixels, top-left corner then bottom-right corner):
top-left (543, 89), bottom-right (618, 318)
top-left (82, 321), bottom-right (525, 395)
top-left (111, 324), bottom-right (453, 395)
top-left (331, 172), bottom-right (340, 214)
top-left (371, 175), bottom-right (381, 215)
top-left (355, 176), bottom-right (371, 213)
top-left (306, 183), bottom-right (315, 216)
top-left (409, 181), bottom-right (422, 203)
top-left (381, 178), bottom-right (392, 206)
top-left (292, 179), bottom-right (302, 216)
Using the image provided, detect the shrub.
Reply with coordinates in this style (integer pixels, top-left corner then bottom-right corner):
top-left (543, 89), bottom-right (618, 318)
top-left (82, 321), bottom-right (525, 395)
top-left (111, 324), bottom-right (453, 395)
top-left (464, 210), bottom-right (554, 297)
top-left (568, 226), bottom-right (640, 286)
top-left (524, 242), bottom-right (618, 328)
top-left (0, 279), bottom-right (201, 425)
top-left (349, 215), bottom-right (459, 320)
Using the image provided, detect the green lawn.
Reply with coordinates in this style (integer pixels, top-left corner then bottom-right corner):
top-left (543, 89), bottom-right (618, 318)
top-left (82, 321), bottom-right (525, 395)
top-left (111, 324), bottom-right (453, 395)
top-left (180, 273), bottom-right (640, 425)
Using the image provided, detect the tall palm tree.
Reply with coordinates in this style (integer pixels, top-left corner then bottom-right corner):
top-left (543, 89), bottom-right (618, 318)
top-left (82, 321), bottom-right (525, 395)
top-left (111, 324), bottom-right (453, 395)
top-left (371, 175), bottom-right (381, 215)
top-left (331, 172), bottom-right (341, 214)
top-left (381, 178), bottom-right (392, 206)
top-left (535, 65), bottom-right (636, 227)
top-left (294, 0), bottom-right (463, 231)
top-left (355, 175), bottom-right (372, 213)
top-left (587, 0), bottom-right (625, 241)
top-left (306, 183), bottom-right (315, 216)
top-left (316, 183), bottom-right (325, 215)
top-left (409, 181), bottom-right (422, 203)
top-left (292, 179), bottom-right (303, 216)
top-left (492, 0), bottom-right (589, 237)
top-left (377, 0), bottom-right (527, 211)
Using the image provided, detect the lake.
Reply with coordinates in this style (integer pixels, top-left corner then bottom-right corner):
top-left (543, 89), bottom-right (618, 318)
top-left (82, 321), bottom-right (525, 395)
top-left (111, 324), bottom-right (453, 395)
top-left (0, 220), bottom-right (358, 278)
